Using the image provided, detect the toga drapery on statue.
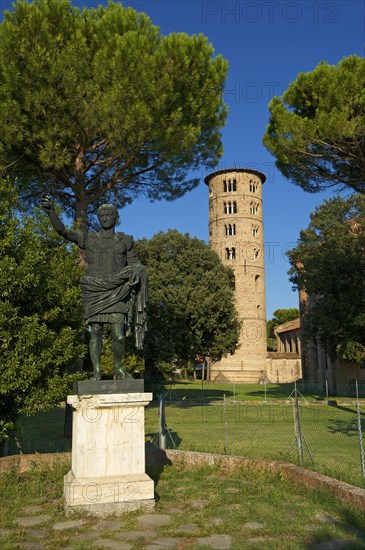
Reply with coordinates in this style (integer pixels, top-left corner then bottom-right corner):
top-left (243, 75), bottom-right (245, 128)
top-left (42, 197), bottom-right (147, 380)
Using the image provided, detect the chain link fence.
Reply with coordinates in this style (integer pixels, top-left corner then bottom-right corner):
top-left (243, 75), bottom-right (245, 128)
top-left (145, 393), bottom-right (365, 489)
top-left (2, 383), bottom-right (365, 489)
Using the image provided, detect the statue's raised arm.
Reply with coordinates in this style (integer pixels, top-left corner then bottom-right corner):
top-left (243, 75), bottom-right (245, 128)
top-left (41, 193), bottom-right (81, 246)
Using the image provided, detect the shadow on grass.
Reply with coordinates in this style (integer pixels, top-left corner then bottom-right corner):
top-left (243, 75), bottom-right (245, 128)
top-left (145, 442), bottom-right (174, 502)
top-left (327, 418), bottom-right (365, 437)
top-left (161, 388), bottom-right (234, 402)
top-left (305, 507), bottom-right (365, 549)
top-left (331, 404), bottom-right (365, 416)
top-left (247, 383), bottom-right (300, 400)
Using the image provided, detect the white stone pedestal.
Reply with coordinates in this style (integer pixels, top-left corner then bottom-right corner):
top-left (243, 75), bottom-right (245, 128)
top-left (64, 392), bottom-right (155, 517)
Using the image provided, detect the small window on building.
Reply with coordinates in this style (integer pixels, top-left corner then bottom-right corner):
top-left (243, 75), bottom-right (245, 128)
top-left (226, 247), bottom-right (235, 260)
top-left (250, 202), bottom-right (259, 215)
top-left (250, 181), bottom-right (258, 193)
top-left (223, 180), bottom-right (227, 192)
top-left (226, 224), bottom-right (236, 236)
top-left (253, 248), bottom-right (260, 260)
top-left (252, 225), bottom-right (259, 237)
top-left (232, 201), bottom-right (237, 213)
top-left (224, 202), bottom-right (228, 214)
top-left (233, 179), bottom-right (237, 191)
top-left (231, 274), bottom-right (235, 290)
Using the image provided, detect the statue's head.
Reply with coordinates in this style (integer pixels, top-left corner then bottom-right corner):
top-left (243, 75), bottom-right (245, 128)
top-left (97, 204), bottom-right (119, 229)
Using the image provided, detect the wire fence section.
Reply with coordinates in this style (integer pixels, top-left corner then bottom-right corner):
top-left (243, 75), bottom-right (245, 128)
top-left (145, 396), bottom-right (365, 489)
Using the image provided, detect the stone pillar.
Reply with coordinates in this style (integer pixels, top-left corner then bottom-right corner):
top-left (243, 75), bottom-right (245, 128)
top-left (64, 391), bottom-right (155, 517)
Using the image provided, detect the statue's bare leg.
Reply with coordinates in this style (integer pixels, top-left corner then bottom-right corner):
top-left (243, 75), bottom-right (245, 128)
top-left (89, 323), bottom-right (103, 380)
top-left (110, 320), bottom-right (132, 380)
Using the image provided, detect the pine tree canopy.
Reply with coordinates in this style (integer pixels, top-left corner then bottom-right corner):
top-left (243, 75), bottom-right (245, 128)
top-left (0, 0), bottom-right (228, 229)
top-left (263, 55), bottom-right (365, 195)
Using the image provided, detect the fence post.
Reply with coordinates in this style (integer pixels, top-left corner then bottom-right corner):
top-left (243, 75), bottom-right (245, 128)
top-left (292, 397), bottom-right (304, 466)
top-left (158, 394), bottom-right (166, 450)
top-left (223, 393), bottom-right (229, 455)
top-left (355, 381), bottom-right (365, 486)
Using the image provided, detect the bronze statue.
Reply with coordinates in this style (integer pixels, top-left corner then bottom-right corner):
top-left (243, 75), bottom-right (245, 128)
top-left (42, 196), bottom-right (147, 381)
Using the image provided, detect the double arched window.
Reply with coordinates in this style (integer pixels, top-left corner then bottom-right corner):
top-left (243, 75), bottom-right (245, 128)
top-left (249, 180), bottom-right (258, 193)
top-left (224, 201), bottom-right (237, 214)
top-left (226, 247), bottom-right (236, 260)
top-left (225, 224), bottom-right (236, 236)
top-left (250, 202), bottom-right (259, 215)
top-left (223, 179), bottom-right (237, 192)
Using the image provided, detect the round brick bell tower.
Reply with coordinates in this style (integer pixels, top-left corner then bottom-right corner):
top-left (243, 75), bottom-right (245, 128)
top-left (205, 168), bottom-right (267, 383)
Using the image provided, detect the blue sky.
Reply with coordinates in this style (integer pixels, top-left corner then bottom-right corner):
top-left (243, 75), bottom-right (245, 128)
top-left (2, 0), bottom-right (363, 318)
top-left (113, 0), bottom-right (364, 319)
top-left (117, 0), bottom-right (363, 319)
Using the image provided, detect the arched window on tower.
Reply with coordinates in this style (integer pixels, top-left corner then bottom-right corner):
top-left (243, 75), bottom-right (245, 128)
top-left (253, 248), bottom-right (260, 261)
top-left (252, 225), bottom-right (259, 237)
top-left (233, 179), bottom-right (237, 191)
top-left (249, 180), bottom-right (258, 193)
top-left (223, 180), bottom-right (227, 192)
top-left (232, 201), bottom-right (237, 213)
top-left (226, 247), bottom-right (235, 260)
top-left (250, 202), bottom-right (259, 215)
top-left (224, 202), bottom-right (228, 214)
top-left (227, 179), bottom-right (232, 192)
top-left (255, 274), bottom-right (260, 291)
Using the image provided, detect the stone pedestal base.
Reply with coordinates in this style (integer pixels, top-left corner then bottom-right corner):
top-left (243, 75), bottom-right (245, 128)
top-left (64, 391), bottom-right (155, 517)
top-left (64, 471), bottom-right (155, 517)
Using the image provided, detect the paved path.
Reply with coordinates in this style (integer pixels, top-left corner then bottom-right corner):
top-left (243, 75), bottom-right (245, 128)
top-left (4, 509), bottom-right (235, 549)
top-left (1, 503), bottom-right (361, 549)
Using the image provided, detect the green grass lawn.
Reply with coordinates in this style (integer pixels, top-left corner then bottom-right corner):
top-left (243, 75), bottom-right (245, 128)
top-left (145, 399), bottom-right (365, 488)
top-left (6, 382), bottom-right (365, 489)
top-left (0, 460), bottom-right (364, 549)
top-left (160, 379), bottom-right (365, 402)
